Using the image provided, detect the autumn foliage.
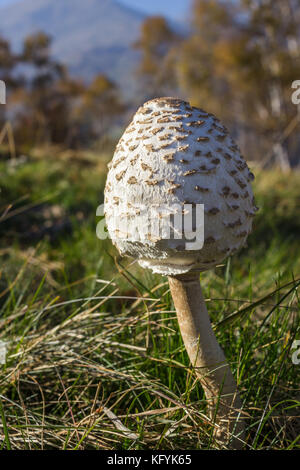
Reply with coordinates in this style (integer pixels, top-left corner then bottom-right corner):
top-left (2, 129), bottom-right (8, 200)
top-left (0, 32), bottom-right (124, 150)
top-left (135, 0), bottom-right (300, 168)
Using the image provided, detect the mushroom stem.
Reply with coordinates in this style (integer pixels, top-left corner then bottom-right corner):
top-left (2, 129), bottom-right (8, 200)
top-left (168, 273), bottom-right (245, 449)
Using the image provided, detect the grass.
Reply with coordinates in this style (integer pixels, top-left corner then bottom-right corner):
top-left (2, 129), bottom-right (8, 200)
top-left (0, 148), bottom-right (299, 450)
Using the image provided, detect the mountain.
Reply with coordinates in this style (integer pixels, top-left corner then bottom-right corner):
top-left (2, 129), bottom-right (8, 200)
top-left (0, 0), bottom-right (145, 92)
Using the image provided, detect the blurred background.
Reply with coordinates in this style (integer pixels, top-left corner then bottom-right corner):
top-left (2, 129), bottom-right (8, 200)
top-left (0, 0), bottom-right (299, 450)
top-left (1, 0), bottom-right (300, 258)
top-left (0, 0), bottom-right (299, 166)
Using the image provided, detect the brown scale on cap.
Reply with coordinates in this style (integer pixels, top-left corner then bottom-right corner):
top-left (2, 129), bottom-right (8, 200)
top-left (175, 135), bottom-right (189, 141)
top-left (199, 166), bottom-right (217, 174)
top-left (139, 108), bottom-right (152, 115)
top-left (137, 118), bottom-right (153, 125)
top-left (159, 134), bottom-right (172, 141)
top-left (127, 176), bottom-right (138, 184)
top-left (167, 187), bottom-right (177, 194)
top-left (221, 186), bottom-right (231, 197)
top-left (112, 156), bottom-right (126, 169)
top-left (105, 96), bottom-right (257, 279)
top-left (157, 117), bottom-right (171, 124)
top-left (151, 128), bottom-right (162, 135)
top-left (184, 169), bottom-right (198, 176)
top-left (186, 120), bottom-right (205, 127)
top-left (207, 207), bottom-right (220, 215)
top-left (227, 203), bottom-right (240, 211)
top-left (178, 145), bottom-right (189, 152)
top-left (224, 218), bottom-right (242, 229)
top-left (235, 178), bottom-right (247, 189)
top-left (136, 135), bottom-right (150, 141)
top-left (116, 170), bottom-right (126, 181)
top-left (129, 145), bottom-right (138, 152)
top-left (172, 116), bottom-right (184, 122)
top-left (145, 179), bottom-right (160, 186)
top-left (235, 230), bottom-right (248, 238)
top-left (178, 127), bottom-right (192, 134)
top-left (195, 185), bottom-right (210, 192)
top-left (170, 182), bottom-right (182, 189)
top-left (141, 162), bottom-right (152, 172)
top-left (235, 160), bottom-right (247, 171)
top-left (130, 155), bottom-right (139, 165)
top-left (163, 153), bottom-right (175, 162)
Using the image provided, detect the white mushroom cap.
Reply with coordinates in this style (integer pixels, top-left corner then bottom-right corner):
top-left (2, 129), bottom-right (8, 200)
top-left (104, 97), bottom-right (257, 276)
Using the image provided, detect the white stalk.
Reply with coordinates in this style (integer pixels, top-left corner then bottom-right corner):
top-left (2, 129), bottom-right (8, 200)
top-left (168, 273), bottom-right (245, 449)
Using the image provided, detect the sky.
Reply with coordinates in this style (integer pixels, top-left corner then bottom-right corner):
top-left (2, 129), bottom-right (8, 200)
top-left (0, 0), bottom-right (192, 22)
top-left (118, 0), bottom-right (191, 22)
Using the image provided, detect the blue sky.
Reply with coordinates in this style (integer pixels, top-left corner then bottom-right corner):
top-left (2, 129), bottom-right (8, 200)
top-left (0, 0), bottom-right (192, 21)
top-left (118, 0), bottom-right (191, 21)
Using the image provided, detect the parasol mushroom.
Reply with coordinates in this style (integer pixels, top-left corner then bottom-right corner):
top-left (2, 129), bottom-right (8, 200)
top-left (104, 97), bottom-right (257, 449)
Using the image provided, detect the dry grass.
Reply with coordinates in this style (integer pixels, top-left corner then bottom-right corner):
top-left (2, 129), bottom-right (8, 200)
top-left (0, 151), bottom-right (299, 450)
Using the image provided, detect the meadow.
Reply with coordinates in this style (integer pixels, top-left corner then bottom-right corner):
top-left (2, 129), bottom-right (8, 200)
top-left (0, 147), bottom-right (299, 450)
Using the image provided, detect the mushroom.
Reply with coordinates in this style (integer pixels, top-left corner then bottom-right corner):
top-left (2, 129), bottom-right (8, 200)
top-left (104, 97), bottom-right (257, 449)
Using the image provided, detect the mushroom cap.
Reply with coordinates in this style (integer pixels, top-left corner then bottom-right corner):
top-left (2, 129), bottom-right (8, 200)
top-left (104, 97), bottom-right (257, 276)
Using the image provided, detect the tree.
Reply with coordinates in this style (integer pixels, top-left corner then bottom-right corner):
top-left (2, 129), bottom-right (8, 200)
top-left (238, 0), bottom-right (300, 168)
top-left (134, 16), bottom-right (181, 98)
top-left (12, 32), bottom-right (86, 146)
top-left (176, 0), bottom-right (300, 167)
top-left (0, 36), bottom-right (15, 85)
top-left (1, 32), bottom-right (126, 149)
top-left (74, 74), bottom-right (124, 147)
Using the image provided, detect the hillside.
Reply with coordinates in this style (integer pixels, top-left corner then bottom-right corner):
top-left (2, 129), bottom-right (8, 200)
top-left (0, 0), bottom-right (145, 88)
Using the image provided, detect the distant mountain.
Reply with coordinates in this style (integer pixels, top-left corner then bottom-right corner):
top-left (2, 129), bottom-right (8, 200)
top-left (0, 0), bottom-right (145, 93)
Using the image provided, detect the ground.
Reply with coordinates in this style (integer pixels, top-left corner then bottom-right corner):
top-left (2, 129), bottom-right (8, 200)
top-left (0, 147), bottom-right (299, 449)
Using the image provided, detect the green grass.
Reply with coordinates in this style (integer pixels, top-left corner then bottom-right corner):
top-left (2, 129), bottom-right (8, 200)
top-left (0, 150), bottom-right (299, 449)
